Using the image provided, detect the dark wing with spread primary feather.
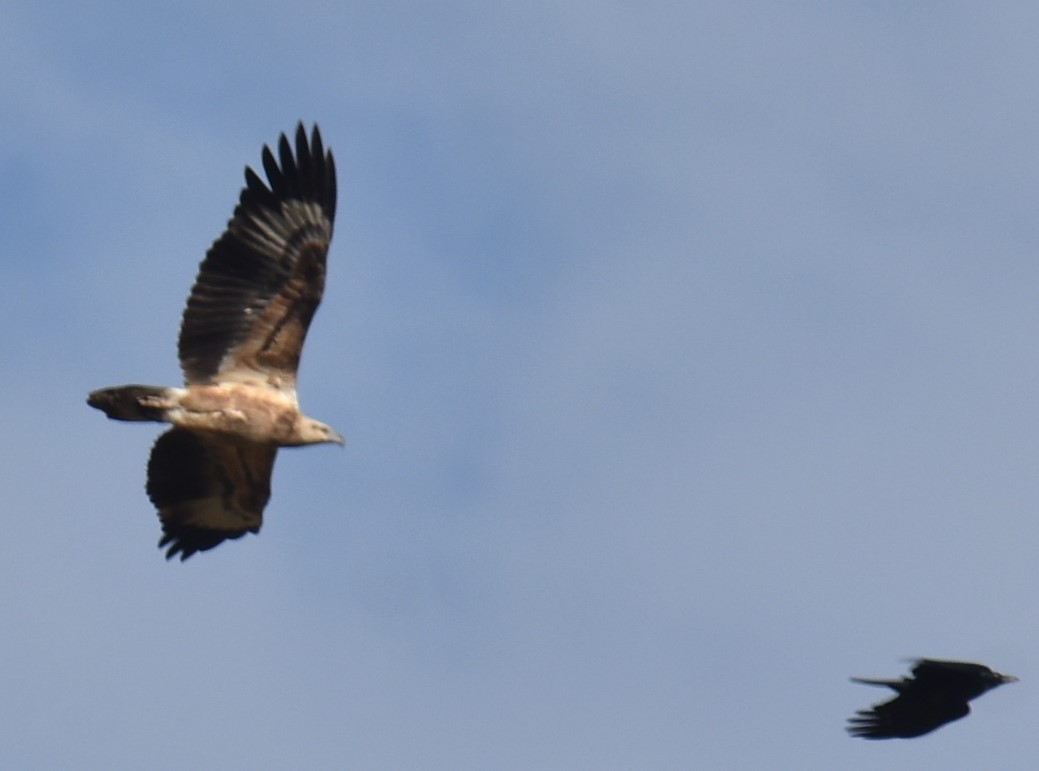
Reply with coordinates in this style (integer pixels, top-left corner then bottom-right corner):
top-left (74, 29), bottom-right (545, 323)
top-left (847, 688), bottom-right (970, 739)
top-left (178, 123), bottom-right (336, 389)
top-left (147, 429), bottom-right (277, 560)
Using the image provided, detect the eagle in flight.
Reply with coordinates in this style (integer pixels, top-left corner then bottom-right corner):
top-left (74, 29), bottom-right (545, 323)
top-left (847, 658), bottom-right (1017, 739)
top-left (88, 124), bottom-right (343, 560)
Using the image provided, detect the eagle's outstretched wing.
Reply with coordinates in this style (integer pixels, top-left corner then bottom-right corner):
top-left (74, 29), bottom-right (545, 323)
top-left (147, 428), bottom-right (277, 560)
top-left (178, 123), bottom-right (337, 391)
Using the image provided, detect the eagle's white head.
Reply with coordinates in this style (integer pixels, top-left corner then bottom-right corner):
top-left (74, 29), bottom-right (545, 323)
top-left (296, 417), bottom-right (345, 446)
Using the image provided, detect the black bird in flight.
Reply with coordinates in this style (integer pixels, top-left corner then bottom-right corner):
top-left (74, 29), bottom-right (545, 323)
top-left (847, 658), bottom-right (1017, 739)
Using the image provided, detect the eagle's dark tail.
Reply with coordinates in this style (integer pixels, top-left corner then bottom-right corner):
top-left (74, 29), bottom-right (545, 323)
top-left (87, 385), bottom-right (174, 422)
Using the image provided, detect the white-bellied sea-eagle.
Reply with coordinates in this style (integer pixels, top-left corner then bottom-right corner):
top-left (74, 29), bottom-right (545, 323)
top-left (88, 124), bottom-right (342, 560)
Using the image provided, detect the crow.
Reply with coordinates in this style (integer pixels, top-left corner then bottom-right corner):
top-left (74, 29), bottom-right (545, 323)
top-left (847, 658), bottom-right (1017, 739)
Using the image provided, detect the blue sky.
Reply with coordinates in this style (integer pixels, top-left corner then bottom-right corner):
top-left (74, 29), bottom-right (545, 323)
top-left (2, 2), bottom-right (1038, 768)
